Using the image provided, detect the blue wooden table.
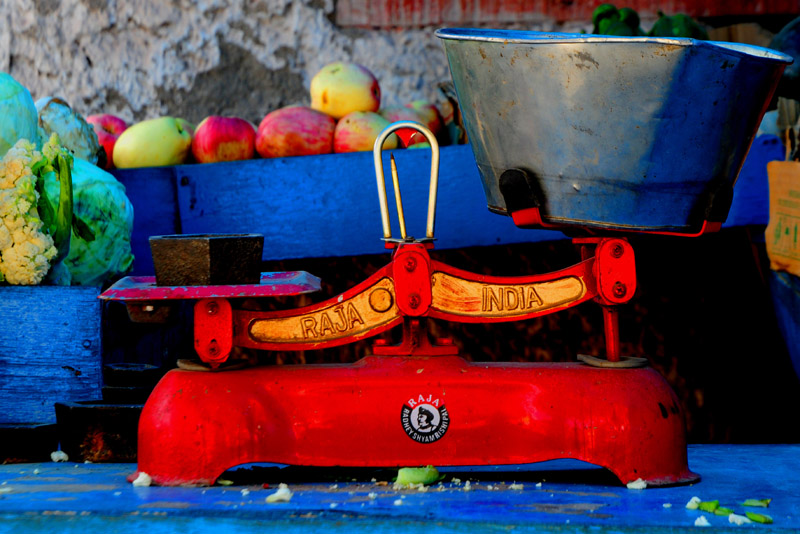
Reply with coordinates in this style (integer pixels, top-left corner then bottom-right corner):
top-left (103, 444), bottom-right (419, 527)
top-left (0, 445), bottom-right (797, 533)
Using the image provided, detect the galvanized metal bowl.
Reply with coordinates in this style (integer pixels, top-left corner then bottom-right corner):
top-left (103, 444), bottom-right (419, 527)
top-left (436, 28), bottom-right (792, 233)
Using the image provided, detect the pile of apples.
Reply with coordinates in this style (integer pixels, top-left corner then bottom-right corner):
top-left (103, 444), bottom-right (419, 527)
top-left (91, 62), bottom-right (447, 170)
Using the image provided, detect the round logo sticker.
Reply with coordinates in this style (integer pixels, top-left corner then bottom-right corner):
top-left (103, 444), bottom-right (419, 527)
top-left (401, 394), bottom-right (450, 443)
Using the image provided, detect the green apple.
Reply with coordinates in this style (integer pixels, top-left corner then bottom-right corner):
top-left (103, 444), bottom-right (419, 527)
top-left (113, 116), bottom-right (193, 168)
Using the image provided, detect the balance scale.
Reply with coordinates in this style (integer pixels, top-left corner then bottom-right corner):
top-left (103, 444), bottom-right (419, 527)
top-left (100, 28), bottom-right (790, 487)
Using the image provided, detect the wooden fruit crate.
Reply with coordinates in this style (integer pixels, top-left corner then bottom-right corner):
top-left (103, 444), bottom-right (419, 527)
top-left (0, 286), bottom-right (102, 424)
top-left (111, 139), bottom-right (783, 276)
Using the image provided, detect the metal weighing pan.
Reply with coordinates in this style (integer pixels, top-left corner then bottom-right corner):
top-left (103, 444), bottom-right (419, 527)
top-left (436, 28), bottom-right (792, 233)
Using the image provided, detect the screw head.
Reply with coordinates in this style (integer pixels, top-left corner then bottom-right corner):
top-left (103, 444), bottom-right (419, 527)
top-left (404, 257), bottom-right (417, 272)
top-left (206, 301), bottom-right (219, 315)
top-left (408, 293), bottom-right (421, 309)
top-left (612, 282), bottom-right (627, 298)
top-left (610, 243), bottom-right (625, 258)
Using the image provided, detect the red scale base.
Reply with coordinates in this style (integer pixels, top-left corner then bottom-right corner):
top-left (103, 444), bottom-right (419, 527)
top-left (135, 354), bottom-right (698, 487)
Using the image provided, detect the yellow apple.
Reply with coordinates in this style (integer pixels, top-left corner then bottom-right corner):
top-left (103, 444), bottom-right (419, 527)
top-left (310, 62), bottom-right (380, 119)
top-left (113, 116), bottom-right (193, 168)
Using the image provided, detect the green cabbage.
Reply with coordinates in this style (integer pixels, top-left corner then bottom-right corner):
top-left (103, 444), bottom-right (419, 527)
top-left (43, 157), bottom-right (134, 286)
top-left (0, 72), bottom-right (39, 157)
top-left (36, 96), bottom-right (101, 165)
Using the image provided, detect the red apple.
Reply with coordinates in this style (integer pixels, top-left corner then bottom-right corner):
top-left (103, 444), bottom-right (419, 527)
top-left (86, 114), bottom-right (128, 170)
top-left (380, 106), bottom-right (431, 148)
top-left (191, 115), bottom-right (256, 163)
top-left (405, 100), bottom-right (444, 139)
top-left (256, 106), bottom-right (336, 158)
top-left (334, 111), bottom-right (397, 153)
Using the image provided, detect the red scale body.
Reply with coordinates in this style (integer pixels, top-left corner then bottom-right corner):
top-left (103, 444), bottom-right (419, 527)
top-left (102, 123), bottom-right (698, 487)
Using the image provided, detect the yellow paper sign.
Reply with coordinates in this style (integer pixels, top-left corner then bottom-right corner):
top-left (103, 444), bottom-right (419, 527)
top-left (766, 161), bottom-right (800, 277)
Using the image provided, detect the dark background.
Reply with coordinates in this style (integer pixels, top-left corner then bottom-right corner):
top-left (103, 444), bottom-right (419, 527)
top-left (104, 226), bottom-right (800, 445)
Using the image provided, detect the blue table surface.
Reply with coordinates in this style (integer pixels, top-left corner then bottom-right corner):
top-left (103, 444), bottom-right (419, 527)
top-left (1, 444), bottom-right (797, 533)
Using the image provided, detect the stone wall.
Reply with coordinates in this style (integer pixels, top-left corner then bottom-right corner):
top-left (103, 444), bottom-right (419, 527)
top-left (0, 0), bottom-right (586, 126)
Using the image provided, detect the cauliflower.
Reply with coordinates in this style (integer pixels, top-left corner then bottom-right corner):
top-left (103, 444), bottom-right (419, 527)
top-left (0, 139), bottom-right (58, 284)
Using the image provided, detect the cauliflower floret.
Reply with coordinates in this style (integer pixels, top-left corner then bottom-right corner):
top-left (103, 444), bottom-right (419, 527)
top-left (0, 139), bottom-right (58, 285)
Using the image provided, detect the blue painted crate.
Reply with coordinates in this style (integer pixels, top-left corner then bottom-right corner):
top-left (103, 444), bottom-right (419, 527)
top-left (113, 139), bottom-right (781, 276)
top-left (0, 286), bottom-right (102, 424)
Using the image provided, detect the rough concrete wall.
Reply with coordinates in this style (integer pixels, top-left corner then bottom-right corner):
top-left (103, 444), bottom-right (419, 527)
top-left (0, 0), bottom-right (582, 126)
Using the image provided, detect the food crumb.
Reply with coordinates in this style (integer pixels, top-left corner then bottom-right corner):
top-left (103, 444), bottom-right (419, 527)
top-left (393, 499), bottom-right (403, 506)
top-left (50, 451), bottom-right (69, 463)
top-left (266, 483), bottom-right (293, 503)
top-left (686, 496), bottom-right (702, 510)
top-left (368, 492), bottom-right (378, 500)
top-left (132, 472), bottom-right (152, 487)
top-left (663, 503), bottom-right (672, 508)
top-left (626, 478), bottom-right (647, 490)
top-left (241, 489), bottom-right (250, 497)
top-left (729, 513), bottom-right (752, 526)
top-left (329, 503), bottom-right (338, 508)
top-left (509, 483), bottom-right (524, 490)
top-left (694, 515), bottom-right (711, 527)
top-left (329, 484), bottom-right (338, 490)
top-left (463, 480), bottom-right (472, 492)
top-left (451, 478), bottom-right (462, 485)
top-left (33, 469), bottom-right (40, 475)
top-left (113, 492), bottom-right (122, 497)
top-left (536, 482), bottom-right (543, 488)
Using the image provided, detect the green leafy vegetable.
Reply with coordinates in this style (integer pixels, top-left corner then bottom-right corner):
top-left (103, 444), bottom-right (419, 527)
top-left (592, 4), bottom-right (619, 31)
top-left (697, 500), bottom-right (719, 512)
top-left (35, 96), bottom-right (101, 165)
top-left (396, 465), bottom-right (442, 486)
top-left (745, 511), bottom-right (773, 524)
top-left (591, 5), bottom-right (707, 40)
top-left (43, 156), bottom-right (133, 286)
top-left (742, 498), bottom-right (772, 508)
top-left (648, 11), bottom-right (708, 39)
top-left (0, 73), bottom-right (39, 157)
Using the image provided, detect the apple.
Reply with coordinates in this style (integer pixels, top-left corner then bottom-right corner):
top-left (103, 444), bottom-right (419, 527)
top-left (379, 106), bottom-right (431, 148)
top-left (191, 115), bottom-right (256, 163)
top-left (256, 106), bottom-right (335, 158)
top-left (86, 113), bottom-right (128, 170)
top-left (333, 111), bottom-right (397, 153)
top-left (405, 100), bottom-right (444, 138)
top-left (310, 62), bottom-right (380, 119)
top-left (176, 117), bottom-right (196, 137)
top-left (113, 116), bottom-right (193, 168)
